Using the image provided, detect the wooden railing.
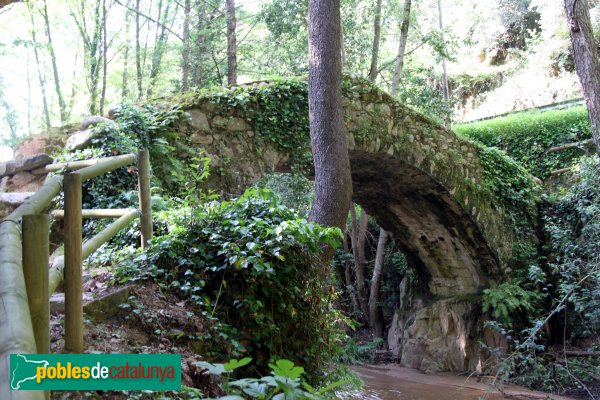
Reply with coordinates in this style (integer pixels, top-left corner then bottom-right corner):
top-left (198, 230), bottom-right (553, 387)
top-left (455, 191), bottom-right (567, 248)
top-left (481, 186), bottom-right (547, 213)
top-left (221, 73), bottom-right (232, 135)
top-left (0, 149), bottom-right (152, 400)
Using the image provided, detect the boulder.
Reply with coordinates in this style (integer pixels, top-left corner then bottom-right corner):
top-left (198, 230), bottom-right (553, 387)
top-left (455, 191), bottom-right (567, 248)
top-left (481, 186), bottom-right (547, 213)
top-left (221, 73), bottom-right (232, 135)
top-left (65, 129), bottom-right (96, 151)
top-left (81, 115), bottom-right (116, 130)
top-left (0, 153), bottom-right (53, 178)
top-left (7, 172), bottom-right (44, 192)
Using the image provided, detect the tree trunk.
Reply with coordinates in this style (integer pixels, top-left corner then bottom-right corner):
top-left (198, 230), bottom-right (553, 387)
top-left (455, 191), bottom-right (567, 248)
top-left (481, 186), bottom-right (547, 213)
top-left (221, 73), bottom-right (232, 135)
top-left (42, 0), bottom-right (67, 124)
top-left (135, 0), bottom-right (143, 99)
top-left (307, 0), bottom-right (352, 234)
top-left (350, 205), bottom-right (369, 320)
top-left (122, 10), bottom-right (131, 99)
top-left (369, 228), bottom-right (387, 338)
top-left (181, 0), bottom-right (191, 91)
top-left (391, 0), bottom-right (411, 96)
top-left (100, 0), bottom-right (108, 114)
top-left (226, 0), bottom-right (237, 85)
top-left (368, 0), bottom-right (383, 82)
top-left (564, 0), bottom-right (600, 153)
top-left (146, 0), bottom-right (177, 98)
top-left (27, 2), bottom-right (51, 129)
top-left (437, 0), bottom-right (450, 103)
top-left (343, 231), bottom-right (360, 315)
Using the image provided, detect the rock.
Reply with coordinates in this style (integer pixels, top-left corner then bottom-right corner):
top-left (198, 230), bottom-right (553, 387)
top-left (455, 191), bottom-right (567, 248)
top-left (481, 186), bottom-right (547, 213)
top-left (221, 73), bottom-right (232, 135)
top-left (0, 153), bottom-right (53, 178)
top-left (0, 192), bottom-right (34, 219)
top-left (7, 172), bottom-right (44, 192)
top-left (188, 110), bottom-right (210, 131)
top-left (212, 116), bottom-right (249, 131)
top-left (83, 285), bottom-right (133, 320)
top-left (66, 129), bottom-right (96, 151)
top-left (190, 133), bottom-right (214, 145)
top-left (387, 312), bottom-right (404, 359)
top-left (81, 115), bottom-right (116, 130)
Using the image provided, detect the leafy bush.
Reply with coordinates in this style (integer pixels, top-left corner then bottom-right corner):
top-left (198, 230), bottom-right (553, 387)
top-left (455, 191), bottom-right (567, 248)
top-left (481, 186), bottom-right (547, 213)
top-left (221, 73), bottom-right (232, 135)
top-left (117, 189), bottom-right (343, 380)
top-left (455, 106), bottom-right (592, 178)
top-left (482, 281), bottom-right (542, 327)
top-left (545, 155), bottom-right (600, 339)
top-left (197, 358), bottom-right (346, 399)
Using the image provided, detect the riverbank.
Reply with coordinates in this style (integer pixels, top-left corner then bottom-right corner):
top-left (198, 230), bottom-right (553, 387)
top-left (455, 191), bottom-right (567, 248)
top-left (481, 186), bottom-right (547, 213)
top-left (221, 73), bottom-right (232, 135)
top-left (346, 364), bottom-right (576, 400)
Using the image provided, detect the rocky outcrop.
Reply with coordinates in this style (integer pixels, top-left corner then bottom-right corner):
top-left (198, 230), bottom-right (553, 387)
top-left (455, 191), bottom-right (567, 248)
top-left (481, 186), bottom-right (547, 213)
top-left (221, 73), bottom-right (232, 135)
top-left (0, 153), bottom-right (52, 178)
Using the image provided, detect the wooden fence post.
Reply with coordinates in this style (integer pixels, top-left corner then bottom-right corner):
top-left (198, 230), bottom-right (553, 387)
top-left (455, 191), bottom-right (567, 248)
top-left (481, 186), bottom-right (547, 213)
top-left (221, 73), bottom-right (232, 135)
top-left (22, 214), bottom-right (50, 400)
top-left (64, 173), bottom-right (83, 353)
top-left (138, 149), bottom-right (153, 249)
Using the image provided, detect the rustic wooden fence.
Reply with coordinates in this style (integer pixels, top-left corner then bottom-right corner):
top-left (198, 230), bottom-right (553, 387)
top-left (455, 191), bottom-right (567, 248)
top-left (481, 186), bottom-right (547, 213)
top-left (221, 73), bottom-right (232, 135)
top-left (0, 149), bottom-right (152, 400)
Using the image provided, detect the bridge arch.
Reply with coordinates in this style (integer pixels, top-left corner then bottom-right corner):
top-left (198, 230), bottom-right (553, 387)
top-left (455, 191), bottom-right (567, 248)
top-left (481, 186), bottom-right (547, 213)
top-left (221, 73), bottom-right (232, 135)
top-left (172, 78), bottom-right (539, 371)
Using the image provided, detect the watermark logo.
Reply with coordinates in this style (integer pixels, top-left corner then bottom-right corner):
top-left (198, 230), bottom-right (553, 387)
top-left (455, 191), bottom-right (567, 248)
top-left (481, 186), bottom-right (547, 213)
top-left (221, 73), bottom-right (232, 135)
top-left (10, 354), bottom-right (181, 390)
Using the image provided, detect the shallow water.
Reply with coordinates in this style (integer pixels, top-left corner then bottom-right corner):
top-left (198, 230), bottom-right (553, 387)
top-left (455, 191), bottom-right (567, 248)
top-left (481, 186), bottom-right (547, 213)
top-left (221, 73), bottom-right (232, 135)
top-left (342, 364), bottom-right (572, 400)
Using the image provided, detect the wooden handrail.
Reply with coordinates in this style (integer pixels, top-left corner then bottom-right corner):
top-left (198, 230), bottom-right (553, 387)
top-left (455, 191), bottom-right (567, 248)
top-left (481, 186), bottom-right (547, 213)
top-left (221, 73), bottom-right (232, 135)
top-left (75, 153), bottom-right (137, 181)
top-left (49, 210), bottom-right (140, 296)
top-left (50, 208), bottom-right (136, 219)
top-left (0, 149), bottom-right (151, 398)
top-left (43, 155), bottom-right (135, 172)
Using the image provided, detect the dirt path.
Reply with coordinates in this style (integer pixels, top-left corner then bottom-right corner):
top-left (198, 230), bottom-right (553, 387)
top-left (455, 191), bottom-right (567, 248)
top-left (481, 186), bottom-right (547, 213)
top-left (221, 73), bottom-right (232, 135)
top-left (345, 364), bottom-right (575, 400)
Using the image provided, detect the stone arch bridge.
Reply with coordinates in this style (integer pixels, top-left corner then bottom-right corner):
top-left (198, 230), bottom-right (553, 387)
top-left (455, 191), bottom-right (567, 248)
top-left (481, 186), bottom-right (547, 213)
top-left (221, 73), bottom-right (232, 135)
top-left (169, 78), bottom-right (539, 373)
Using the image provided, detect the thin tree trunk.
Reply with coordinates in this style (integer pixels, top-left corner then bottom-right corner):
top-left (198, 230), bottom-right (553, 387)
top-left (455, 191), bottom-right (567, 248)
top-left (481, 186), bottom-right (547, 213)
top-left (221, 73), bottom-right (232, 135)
top-left (391, 0), bottom-right (411, 96)
top-left (26, 52), bottom-right (32, 134)
top-left (135, 0), bottom-right (143, 99)
top-left (192, 0), bottom-right (207, 88)
top-left (226, 0), bottom-right (237, 85)
top-left (146, 0), bottom-right (177, 98)
top-left (181, 0), bottom-right (191, 91)
top-left (28, 2), bottom-right (51, 129)
top-left (340, 22), bottom-right (346, 68)
top-left (368, 0), bottom-right (383, 82)
top-left (343, 231), bottom-right (360, 315)
top-left (350, 205), bottom-right (369, 320)
top-left (564, 0), bottom-right (600, 153)
top-left (307, 0), bottom-right (352, 235)
top-left (100, 0), bottom-right (108, 115)
top-left (122, 10), bottom-right (131, 99)
top-left (369, 228), bottom-right (387, 338)
top-left (437, 0), bottom-right (450, 103)
top-left (42, 0), bottom-right (67, 124)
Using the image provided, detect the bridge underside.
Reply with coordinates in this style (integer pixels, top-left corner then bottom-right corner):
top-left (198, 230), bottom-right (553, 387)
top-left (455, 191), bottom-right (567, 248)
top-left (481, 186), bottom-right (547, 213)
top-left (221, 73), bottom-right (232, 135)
top-left (349, 150), bottom-right (501, 297)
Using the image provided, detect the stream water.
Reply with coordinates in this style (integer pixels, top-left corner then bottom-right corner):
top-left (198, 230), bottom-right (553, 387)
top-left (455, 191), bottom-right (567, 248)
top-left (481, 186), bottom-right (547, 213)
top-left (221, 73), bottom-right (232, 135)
top-left (342, 364), bottom-right (574, 400)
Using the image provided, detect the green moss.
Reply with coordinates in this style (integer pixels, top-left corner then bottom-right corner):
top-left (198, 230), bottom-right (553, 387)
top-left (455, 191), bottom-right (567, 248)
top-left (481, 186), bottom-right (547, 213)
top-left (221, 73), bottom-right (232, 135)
top-left (455, 106), bottom-right (591, 179)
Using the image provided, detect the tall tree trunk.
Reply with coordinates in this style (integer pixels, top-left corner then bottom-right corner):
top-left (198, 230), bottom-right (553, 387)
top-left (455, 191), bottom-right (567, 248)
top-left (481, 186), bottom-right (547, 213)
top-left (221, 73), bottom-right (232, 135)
top-left (27, 2), bottom-right (51, 129)
top-left (100, 0), bottom-right (108, 115)
top-left (135, 0), bottom-right (143, 99)
top-left (368, 0), bottom-right (383, 82)
top-left (307, 0), bottom-right (352, 235)
top-left (369, 228), bottom-right (387, 338)
top-left (391, 0), bottom-right (411, 96)
top-left (181, 0), bottom-right (191, 91)
top-left (437, 0), bottom-right (450, 103)
top-left (350, 205), bottom-right (369, 320)
top-left (564, 0), bottom-right (600, 153)
top-left (226, 0), bottom-right (237, 85)
top-left (42, 0), bottom-right (67, 123)
top-left (192, 0), bottom-right (208, 88)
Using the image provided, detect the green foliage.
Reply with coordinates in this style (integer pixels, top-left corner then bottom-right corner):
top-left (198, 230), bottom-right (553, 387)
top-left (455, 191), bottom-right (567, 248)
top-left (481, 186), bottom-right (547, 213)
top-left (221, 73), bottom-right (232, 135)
top-left (476, 143), bottom-right (539, 228)
top-left (117, 189), bottom-right (343, 380)
top-left (197, 357), bottom-right (345, 399)
top-left (197, 79), bottom-right (312, 171)
top-left (455, 106), bottom-right (592, 178)
top-left (482, 281), bottom-right (541, 327)
top-left (544, 155), bottom-right (600, 339)
top-left (255, 173), bottom-right (313, 217)
top-left (336, 338), bottom-right (384, 365)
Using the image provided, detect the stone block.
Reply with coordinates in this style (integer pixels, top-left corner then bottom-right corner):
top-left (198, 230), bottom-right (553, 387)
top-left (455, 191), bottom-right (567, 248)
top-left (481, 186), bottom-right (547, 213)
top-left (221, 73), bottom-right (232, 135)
top-left (0, 153), bottom-right (53, 178)
top-left (190, 133), bottom-right (214, 145)
top-left (188, 109), bottom-right (210, 131)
